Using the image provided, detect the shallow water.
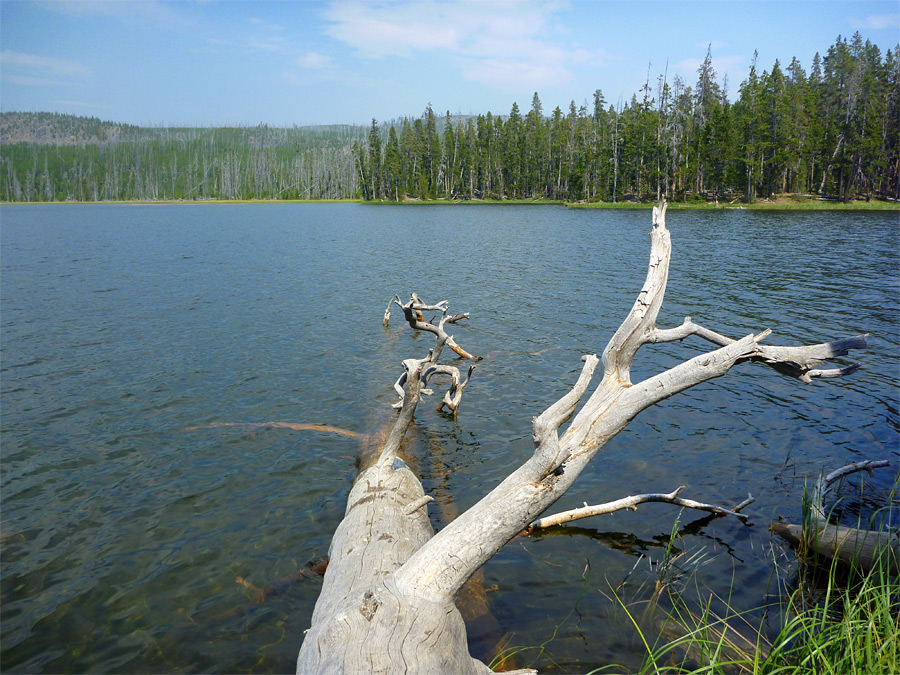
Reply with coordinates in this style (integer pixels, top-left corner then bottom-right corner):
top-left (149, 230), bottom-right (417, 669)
top-left (1, 203), bottom-right (898, 672)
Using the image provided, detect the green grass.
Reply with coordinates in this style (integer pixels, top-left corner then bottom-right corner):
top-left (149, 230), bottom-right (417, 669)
top-left (627, 558), bottom-right (900, 674)
top-left (568, 199), bottom-right (899, 211)
top-left (598, 505), bottom-right (900, 675)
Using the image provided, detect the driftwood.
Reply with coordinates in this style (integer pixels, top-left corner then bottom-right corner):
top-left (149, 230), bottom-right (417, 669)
top-left (524, 487), bottom-right (755, 534)
top-left (296, 202), bottom-right (866, 674)
top-left (772, 460), bottom-right (898, 571)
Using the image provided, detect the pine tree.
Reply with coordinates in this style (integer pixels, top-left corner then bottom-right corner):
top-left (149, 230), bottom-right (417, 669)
top-left (384, 126), bottom-right (401, 201)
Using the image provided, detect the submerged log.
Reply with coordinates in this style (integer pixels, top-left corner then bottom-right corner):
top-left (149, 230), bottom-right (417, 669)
top-left (770, 520), bottom-right (899, 572)
top-left (296, 202), bottom-right (867, 673)
top-left (772, 459), bottom-right (898, 571)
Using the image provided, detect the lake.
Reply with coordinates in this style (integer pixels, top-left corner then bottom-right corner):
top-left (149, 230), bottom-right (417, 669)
top-left (1, 203), bottom-right (898, 673)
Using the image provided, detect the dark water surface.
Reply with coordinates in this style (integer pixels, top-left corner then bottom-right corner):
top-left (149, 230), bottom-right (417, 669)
top-left (2, 204), bottom-right (898, 673)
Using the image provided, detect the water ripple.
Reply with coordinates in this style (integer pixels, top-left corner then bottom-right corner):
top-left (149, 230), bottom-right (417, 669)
top-left (1, 204), bottom-right (897, 673)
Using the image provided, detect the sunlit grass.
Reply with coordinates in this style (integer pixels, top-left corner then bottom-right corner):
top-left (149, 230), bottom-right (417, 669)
top-left (569, 198), bottom-right (899, 210)
top-left (598, 498), bottom-right (900, 675)
top-left (623, 558), bottom-right (900, 675)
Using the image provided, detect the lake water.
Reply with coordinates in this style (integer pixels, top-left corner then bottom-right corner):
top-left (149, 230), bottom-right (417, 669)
top-left (1, 203), bottom-right (898, 673)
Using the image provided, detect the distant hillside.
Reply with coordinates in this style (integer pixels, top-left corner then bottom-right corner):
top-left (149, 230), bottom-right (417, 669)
top-left (0, 112), bottom-right (372, 201)
top-left (0, 112), bottom-right (143, 146)
top-left (0, 112), bottom-right (372, 147)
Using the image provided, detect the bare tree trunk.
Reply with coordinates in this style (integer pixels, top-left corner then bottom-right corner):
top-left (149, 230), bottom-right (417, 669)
top-left (297, 203), bottom-right (866, 673)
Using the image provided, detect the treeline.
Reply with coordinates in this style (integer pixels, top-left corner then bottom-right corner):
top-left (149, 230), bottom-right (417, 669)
top-left (1, 33), bottom-right (897, 203)
top-left (359, 33), bottom-right (899, 203)
top-left (0, 121), bottom-right (365, 201)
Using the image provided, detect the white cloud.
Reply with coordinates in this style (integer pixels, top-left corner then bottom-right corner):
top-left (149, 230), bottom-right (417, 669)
top-left (321, 0), bottom-right (600, 91)
top-left (852, 13), bottom-right (900, 30)
top-left (0, 50), bottom-right (91, 84)
top-left (324, 2), bottom-right (459, 58)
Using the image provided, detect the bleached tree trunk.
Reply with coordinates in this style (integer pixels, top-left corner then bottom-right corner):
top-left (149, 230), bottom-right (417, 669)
top-left (296, 202), bottom-right (866, 674)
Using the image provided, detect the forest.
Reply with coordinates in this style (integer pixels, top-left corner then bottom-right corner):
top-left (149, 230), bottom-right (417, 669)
top-left (1, 33), bottom-right (897, 204)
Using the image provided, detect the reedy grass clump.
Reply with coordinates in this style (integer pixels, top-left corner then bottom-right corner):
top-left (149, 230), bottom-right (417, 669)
top-left (606, 499), bottom-right (899, 675)
top-left (627, 555), bottom-right (900, 675)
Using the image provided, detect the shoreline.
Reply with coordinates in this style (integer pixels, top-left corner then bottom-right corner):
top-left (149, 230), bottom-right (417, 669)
top-left (1, 198), bottom-right (897, 210)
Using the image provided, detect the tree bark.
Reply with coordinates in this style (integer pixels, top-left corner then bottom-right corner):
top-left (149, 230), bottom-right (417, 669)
top-left (297, 202), bottom-right (866, 673)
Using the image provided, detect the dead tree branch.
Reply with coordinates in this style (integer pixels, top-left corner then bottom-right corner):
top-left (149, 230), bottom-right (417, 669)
top-left (809, 459), bottom-right (892, 525)
top-left (386, 293), bottom-right (480, 414)
top-left (524, 487), bottom-right (754, 534)
top-left (648, 319), bottom-right (867, 383)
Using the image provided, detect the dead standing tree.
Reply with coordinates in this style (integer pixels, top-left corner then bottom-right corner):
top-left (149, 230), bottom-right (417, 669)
top-left (296, 202), bottom-right (866, 674)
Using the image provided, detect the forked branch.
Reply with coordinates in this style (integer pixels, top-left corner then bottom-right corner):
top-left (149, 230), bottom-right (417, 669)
top-left (385, 293), bottom-right (480, 409)
top-left (385, 293), bottom-right (482, 360)
top-left (649, 317), bottom-right (867, 383)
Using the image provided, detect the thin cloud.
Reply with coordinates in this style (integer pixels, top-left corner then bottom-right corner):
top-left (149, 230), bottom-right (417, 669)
top-left (298, 52), bottom-right (333, 69)
top-left (324, 2), bottom-right (458, 58)
top-left (321, 0), bottom-right (601, 91)
top-left (851, 13), bottom-right (899, 30)
top-left (247, 16), bottom-right (284, 32)
top-left (0, 50), bottom-right (91, 83)
top-left (247, 35), bottom-right (296, 54)
top-left (3, 74), bottom-right (65, 87)
top-left (43, 0), bottom-right (192, 27)
top-left (462, 58), bottom-right (569, 90)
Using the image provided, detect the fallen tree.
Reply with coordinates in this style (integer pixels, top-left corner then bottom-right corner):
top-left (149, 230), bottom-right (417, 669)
top-left (296, 202), bottom-right (867, 674)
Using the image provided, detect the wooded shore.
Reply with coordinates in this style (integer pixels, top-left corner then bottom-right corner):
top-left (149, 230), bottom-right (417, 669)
top-left (2, 197), bottom-right (897, 210)
top-left (3, 34), bottom-right (898, 206)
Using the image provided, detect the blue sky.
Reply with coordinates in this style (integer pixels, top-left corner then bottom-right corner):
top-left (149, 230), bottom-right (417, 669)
top-left (1, 0), bottom-right (898, 127)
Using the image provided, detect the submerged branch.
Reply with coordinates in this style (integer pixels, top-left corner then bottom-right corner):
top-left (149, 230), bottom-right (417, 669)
top-left (185, 421), bottom-right (361, 438)
top-left (809, 459), bottom-right (892, 525)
